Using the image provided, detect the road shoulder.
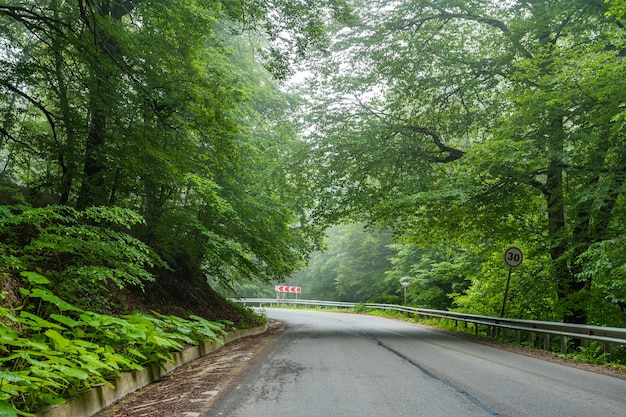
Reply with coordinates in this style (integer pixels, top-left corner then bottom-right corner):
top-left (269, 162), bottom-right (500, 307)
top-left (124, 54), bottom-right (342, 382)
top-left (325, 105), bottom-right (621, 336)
top-left (94, 320), bottom-right (284, 417)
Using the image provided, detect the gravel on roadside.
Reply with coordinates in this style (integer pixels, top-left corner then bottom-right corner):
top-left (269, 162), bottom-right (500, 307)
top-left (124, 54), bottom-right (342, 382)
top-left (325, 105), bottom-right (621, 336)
top-left (93, 320), bottom-right (284, 417)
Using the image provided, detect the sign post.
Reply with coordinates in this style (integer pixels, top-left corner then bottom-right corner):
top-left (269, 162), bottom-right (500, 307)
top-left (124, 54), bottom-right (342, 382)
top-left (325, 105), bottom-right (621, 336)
top-left (501, 247), bottom-right (523, 317)
top-left (400, 278), bottom-right (410, 305)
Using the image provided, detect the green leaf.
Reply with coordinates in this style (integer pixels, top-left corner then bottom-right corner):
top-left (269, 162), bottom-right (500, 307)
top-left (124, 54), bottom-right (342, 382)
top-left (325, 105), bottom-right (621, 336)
top-left (149, 335), bottom-right (182, 350)
top-left (0, 371), bottom-right (25, 384)
top-left (125, 348), bottom-right (147, 361)
top-left (28, 289), bottom-right (83, 312)
top-left (22, 339), bottom-right (54, 352)
top-left (54, 365), bottom-right (89, 381)
top-left (0, 325), bottom-right (19, 343)
top-left (39, 393), bottom-right (66, 405)
top-left (49, 314), bottom-right (83, 328)
top-left (72, 339), bottom-right (100, 350)
top-left (0, 401), bottom-right (17, 417)
top-left (77, 354), bottom-right (115, 373)
top-left (19, 271), bottom-right (50, 285)
top-left (19, 312), bottom-right (65, 330)
top-left (29, 369), bottom-right (66, 386)
top-left (44, 329), bottom-right (71, 349)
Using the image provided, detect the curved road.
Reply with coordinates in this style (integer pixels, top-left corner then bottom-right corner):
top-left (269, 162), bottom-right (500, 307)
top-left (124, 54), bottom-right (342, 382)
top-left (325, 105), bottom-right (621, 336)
top-left (207, 309), bottom-right (625, 417)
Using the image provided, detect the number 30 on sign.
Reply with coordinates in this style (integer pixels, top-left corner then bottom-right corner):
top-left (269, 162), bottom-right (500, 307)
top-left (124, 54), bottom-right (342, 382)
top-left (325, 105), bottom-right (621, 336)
top-left (504, 247), bottom-right (523, 268)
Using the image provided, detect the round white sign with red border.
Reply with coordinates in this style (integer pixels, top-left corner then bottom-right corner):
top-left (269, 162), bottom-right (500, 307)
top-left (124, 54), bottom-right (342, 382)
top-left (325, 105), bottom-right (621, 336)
top-left (504, 247), bottom-right (523, 268)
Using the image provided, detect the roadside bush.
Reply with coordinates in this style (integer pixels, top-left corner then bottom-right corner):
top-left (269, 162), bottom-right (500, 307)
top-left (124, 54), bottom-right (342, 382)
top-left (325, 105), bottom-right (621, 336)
top-left (0, 272), bottom-right (228, 416)
top-left (0, 199), bottom-right (165, 312)
top-left (0, 192), bottom-right (234, 415)
top-left (367, 295), bottom-right (403, 305)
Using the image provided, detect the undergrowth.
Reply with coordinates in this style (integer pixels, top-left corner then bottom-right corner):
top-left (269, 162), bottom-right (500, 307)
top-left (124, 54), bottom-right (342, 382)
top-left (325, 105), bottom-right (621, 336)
top-left (0, 198), bottom-right (240, 416)
top-left (0, 272), bottom-right (230, 416)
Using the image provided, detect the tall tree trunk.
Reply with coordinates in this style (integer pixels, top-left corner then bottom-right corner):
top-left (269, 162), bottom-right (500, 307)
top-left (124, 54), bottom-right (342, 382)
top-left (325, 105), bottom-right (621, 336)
top-left (77, 84), bottom-right (108, 208)
top-left (51, 0), bottom-right (78, 205)
top-left (76, 1), bottom-right (139, 208)
top-left (540, 117), bottom-right (589, 324)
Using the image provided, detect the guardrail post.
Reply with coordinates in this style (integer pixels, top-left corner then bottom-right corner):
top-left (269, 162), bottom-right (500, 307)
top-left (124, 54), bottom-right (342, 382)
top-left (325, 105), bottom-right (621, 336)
top-left (544, 334), bottom-right (550, 351)
top-left (515, 330), bottom-right (521, 344)
top-left (529, 331), bottom-right (535, 347)
top-left (560, 336), bottom-right (567, 354)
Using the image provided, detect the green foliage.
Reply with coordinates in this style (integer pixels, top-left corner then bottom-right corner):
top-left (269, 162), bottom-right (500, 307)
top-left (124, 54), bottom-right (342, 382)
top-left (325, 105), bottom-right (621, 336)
top-left (0, 196), bottom-right (162, 311)
top-left (575, 238), bottom-right (626, 326)
top-left (291, 0), bottom-right (626, 325)
top-left (353, 303), bottom-right (366, 313)
top-left (386, 244), bottom-right (473, 310)
top-left (289, 224), bottom-right (396, 302)
top-left (0, 400), bottom-right (17, 417)
top-left (0, 0), bottom-right (334, 295)
top-left (445, 243), bottom-right (558, 320)
top-left (0, 272), bottom-right (226, 415)
top-left (235, 0), bottom-right (356, 79)
top-left (561, 342), bottom-right (612, 365)
top-left (367, 294), bottom-right (403, 305)
top-left (606, 0), bottom-right (626, 20)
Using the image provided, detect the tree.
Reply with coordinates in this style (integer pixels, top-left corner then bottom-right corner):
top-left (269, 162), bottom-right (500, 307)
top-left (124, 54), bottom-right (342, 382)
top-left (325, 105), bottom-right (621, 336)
top-left (0, 0), bottom-right (351, 303)
top-left (386, 243), bottom-right (473, 310)
top-left (294, 0), bottom-right (626, 324)
top-left (290, 224), bottom-right (396, 302)
top-left (333, 223), bottom-right (395, 301)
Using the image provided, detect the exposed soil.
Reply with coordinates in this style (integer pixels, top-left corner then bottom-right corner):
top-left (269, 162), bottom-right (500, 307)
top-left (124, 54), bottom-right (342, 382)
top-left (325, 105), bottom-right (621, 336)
top-left (114, 272), bottom-right (264, 330)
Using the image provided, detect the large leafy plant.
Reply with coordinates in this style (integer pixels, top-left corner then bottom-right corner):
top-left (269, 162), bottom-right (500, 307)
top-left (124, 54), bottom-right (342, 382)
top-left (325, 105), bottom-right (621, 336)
top-left (0, 271), bottom-right (228, 416)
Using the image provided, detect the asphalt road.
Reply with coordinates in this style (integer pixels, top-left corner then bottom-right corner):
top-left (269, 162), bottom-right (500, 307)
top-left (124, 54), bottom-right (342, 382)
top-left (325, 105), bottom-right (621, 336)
top-left (207, 309), bottom-right (626, 417)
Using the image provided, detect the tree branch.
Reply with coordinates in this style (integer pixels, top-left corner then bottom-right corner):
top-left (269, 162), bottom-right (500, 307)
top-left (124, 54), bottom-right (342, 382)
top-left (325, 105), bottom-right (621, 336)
top-left (0, 5), bottom-right (71, 37)
top-left (402, 125), bottom-right (465, 163)
top-left (0, 127), bottom-right (45, 156)
top-left (0, 80), bottom-right (60, 149)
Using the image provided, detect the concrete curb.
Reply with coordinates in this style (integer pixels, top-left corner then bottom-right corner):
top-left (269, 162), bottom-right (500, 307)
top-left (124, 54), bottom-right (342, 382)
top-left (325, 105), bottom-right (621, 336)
top-left (37, 323), bottom-right (268, 417)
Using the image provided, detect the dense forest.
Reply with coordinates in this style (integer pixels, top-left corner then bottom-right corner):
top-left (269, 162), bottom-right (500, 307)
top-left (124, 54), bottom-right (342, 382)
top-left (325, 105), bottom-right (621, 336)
top-left (2, 0), bottom-right (626, 413)
top-left (0, 0), bottom-right (349, 310)
top-left (276, 0), bottom-right (626, 329)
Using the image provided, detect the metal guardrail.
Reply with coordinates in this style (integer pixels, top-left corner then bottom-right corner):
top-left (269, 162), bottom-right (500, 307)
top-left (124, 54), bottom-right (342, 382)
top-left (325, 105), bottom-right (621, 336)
top-left (233, 298), bottom-right (626, 355)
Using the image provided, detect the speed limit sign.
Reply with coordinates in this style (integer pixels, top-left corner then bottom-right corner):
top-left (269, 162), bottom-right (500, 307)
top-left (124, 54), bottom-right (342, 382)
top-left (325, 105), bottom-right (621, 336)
top-left (504, 247), bottom-right (523, 268)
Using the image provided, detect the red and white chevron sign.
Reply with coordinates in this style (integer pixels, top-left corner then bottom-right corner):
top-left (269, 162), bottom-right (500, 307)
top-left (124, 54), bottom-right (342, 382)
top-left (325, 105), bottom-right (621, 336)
top-left (275, 285), bottom-right (301, 293)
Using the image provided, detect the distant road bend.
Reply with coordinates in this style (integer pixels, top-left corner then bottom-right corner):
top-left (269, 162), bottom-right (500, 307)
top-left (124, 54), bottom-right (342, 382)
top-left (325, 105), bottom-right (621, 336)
top-left (207, 309), bottom-right (626, 417)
